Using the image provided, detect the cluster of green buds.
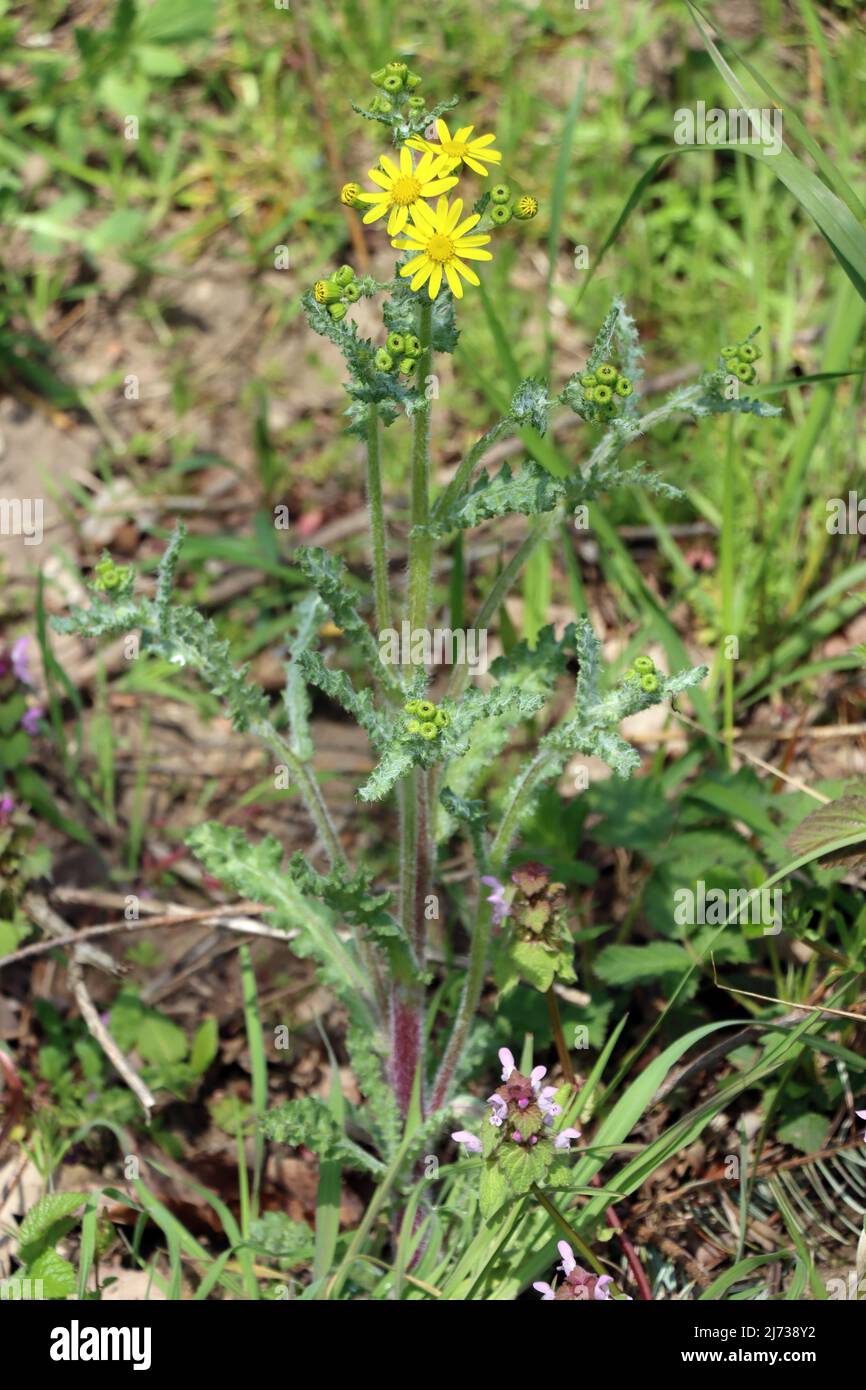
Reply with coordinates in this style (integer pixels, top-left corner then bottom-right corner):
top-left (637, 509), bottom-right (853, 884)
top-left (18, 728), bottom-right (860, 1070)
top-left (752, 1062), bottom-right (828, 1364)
top-left (368, 59), bottom-right (423, 116)
top-left (621, 652), bottom-right (661, 694)
top-left (93, 553), bottom-right (134, 594)
top-left (374, 331), bottom-right (424, 378)
top-left (485, 183), bottom-right (539, 229)
top-left (719, 337), bottom-right (762, 385)
top-left (577, 361), bottom-right (634, 421)
top-left (313, 264), bottom-right (361, 322)
top-left (402, 698), bottom-right (450, 741)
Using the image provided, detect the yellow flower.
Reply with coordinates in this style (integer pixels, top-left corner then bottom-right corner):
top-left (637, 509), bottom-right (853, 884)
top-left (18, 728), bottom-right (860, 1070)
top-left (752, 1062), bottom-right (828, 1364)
top-left (408, 119), bottom-right (502, 178)
top-left (392, 196), bottom-right (492, 300)
top-left (357, 146), bottom-right (458, 236)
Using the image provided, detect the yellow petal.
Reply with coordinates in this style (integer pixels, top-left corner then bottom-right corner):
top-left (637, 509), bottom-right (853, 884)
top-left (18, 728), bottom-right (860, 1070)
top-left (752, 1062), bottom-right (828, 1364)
top-left (428, 264), bottom-right (443, 299)
top-left (463, 156), bottom-right (493, 175)
top-left (452, 257), bottom-right (480, 286)
top-left (362, 203), bottom-right (390, 224)
top-left (469, 143), bottom-right (501, 161)
top-left (388, 204), bottom-right (409, 235)
top-left (357, 191), bottom-right (390, 204)
top-left (445, 199), bottom-right (464, 232)
top-left (453, 246), bottom-right (492, 261)
top-left (435, 195), bottom-right (451, 223)
top-left (410, 261), bottom-right (434, 292)
top-left (435, 119), bottom-right (451, 144)
top-left (399, 145), bottom-right (413, 176)
top-left (379, 154), bottom-right (399, 180)
top-left (420, 177), bottom-right (458, 196)
top-left (400, 253), bottom-right (430, 275)
top-left (406, 137), bottom-right (430, 152)
top-left (450, 214), bottom-right (480, 240)
top-left (471, 133), bottom-right (498, 148)
top-left (445, 263), bottom-right (464, 298)
top-left (367, 167), bottom-right (392, 189)
top-left (454, 125), bottom-right (475, 142)
top-left (393, 238), bottom-right (427, 251)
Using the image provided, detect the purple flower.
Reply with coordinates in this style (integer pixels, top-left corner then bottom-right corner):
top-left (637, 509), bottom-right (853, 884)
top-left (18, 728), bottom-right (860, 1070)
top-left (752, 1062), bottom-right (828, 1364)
top-left (487, 1094), bottom-right (508, 1127)
top-left (558, 1240), bottom-right (576, 1276)
top-left (538, 1085), bottom-right (562, 1122)
top-left (530, 1065), bottom-right (547, 1091)
top-left (554, 1127), bottom-right (581, 1151)
top-left (451, 1130), bottom-right (482, 1155)
top-left (533, 1281), bottom-right (555, 1300)
top-left (498, 1046), bottom-right (516, 1081)
top-left (11, 636), bottom-right (31, 686)
top-left (482, 875), bottom-right (511, 926)
top-left (21, 706), bottom-right (43, 735)
top-left (0, 794), bottom-right (14, 823)
top-left (594, 1275), bottom-right (613, 1301)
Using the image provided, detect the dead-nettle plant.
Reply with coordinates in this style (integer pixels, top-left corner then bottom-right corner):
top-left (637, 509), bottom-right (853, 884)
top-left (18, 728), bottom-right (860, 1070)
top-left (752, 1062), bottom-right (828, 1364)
top-left (54, 62), bottom-right (781, 1282)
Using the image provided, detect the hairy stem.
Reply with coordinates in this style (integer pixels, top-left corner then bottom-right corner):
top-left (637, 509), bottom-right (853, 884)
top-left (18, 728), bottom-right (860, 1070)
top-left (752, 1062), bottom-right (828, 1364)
top-left (365, 402), bottom-right (391, 637)
top-left (253, 722), bottom-right (345, 869)
top-left (407, 298), bottom-right (434, 636)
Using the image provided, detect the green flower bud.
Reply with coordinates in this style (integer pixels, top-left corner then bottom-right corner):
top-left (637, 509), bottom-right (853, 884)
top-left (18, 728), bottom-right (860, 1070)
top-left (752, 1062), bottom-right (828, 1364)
top-left (383, 74), bottom-right (403, 94)
top-left (405, 72), bottom-right (422, 90)
top-left (329, 303), bottom-right (347, 321)
top-left (386, 332), bottom-right (405, 355)
top-left (595, 363), bottom-right (617, 384)
top-left (582, 385), bottom-right (595, 402)
top-left (593, 384), bottom-right (612, 405)
top-left (371, 95), bottom-right (392, 114)
top-left (419, 722), bottom-right (438, 740)
top-left (405, 718), bottom-right (422, 735)
top-left (403, 334), bottom-right (421, 357)
top-left (334, 264), bottom-right (356, 287)
top-left (433, 707), bottom-right (450, 728)
top-left (640, 673), bottom-right (659, 693)
top-left (399, 357), bottom-right (416, 374)
top-left (513, 195), bottom-right (538, 220)
top-left (93, 554), bottom-right (133, 593)
top-left (314, 279), bottom-right (342, 305)
top-left (720, 345), bottom-right (739, 359)
top-left (615, 376), bottom-right (633, 397)
top-left (579, 373), bottom-right (597, 388)
top-left (370, 67), bottom-right (388, 87)
top-left (738, 343), bottom-right (759, 363)
top-left (490, 183), bottom-right (511, 205)
top-left (375, 349), bottom-right (394, 371)
top-left (407, 96), bottom-right (426, 111)
top-left (416, 700), bottom-right (435, 719)
top-left (490, 204), bottom-right (512, 226)
top-left (622, 667), bottom-right (638, 682)
top-left (634, 655), bottom-right (654, 673)
top-left (404, 699), bottom-right (422, 715)
top-left (734, 361), bottom-right (756, 383)
top-left (385, 61), bottom-right (408, 78)
top-left (342, 281), bottom-right (361, 303)
top-left (340, 182), bottom-right (362, 208)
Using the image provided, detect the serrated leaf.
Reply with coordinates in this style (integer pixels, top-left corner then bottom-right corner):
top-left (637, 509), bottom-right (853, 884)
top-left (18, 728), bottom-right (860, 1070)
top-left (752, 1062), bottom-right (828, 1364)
top-left (786, 793), bottom-right (866, 868)
top-left (421, 459), bottom-right (564, 538)
top-left (510, 939), bottom-right (558, 992)
top-left (593, 941), bottom-right (693, 987)
top-left (27, 1247), bottom-right (77, 1299)
top-left (283, 593), bottom-right (326, 761)
top-left (499, 1142), bottom-right (534, 1195)
top-left (478, 1161), bottom-right (511, 1221)
top-left (263, 1097), bottom-right (384, 1176)
top-left (19, 1192), bottom-right (88, 1248)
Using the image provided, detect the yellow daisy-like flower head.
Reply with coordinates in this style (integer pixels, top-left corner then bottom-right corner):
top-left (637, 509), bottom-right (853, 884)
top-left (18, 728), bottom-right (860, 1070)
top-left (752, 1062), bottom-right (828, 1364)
top-left (392, 196), bottom-right (493, 300)
top-left (357, 146), bottom-right (458, 236)
top-left (408, 120), bottom-right (502, 178)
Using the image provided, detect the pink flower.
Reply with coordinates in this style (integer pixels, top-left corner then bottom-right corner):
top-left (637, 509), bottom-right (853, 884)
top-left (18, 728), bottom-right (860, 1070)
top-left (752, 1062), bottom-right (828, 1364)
top-left (498, 1046), bottom-right (516, 1081)
top-left (554, 1127), bottom-right (581, 1151)
top-left (0, 794), bottom-right (14, 823)
top-left (21, 706), bottom-right (43, 735)
top-left (451, 1130), bottom-right (482, 1155)
top-left (482, 876), bottom-right (511, 926)
top-left (11, 636), bottom-right (31, 685)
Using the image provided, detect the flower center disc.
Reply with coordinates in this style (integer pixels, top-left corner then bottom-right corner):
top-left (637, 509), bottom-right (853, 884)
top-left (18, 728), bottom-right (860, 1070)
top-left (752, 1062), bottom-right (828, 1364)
top-left (426, 233), bottom-right (454, 263)
top-left (391, 176), bottom-right (421, 206)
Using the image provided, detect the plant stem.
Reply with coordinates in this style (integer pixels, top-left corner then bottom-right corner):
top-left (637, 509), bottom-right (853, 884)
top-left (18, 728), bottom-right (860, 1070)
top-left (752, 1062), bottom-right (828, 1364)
top-left (253, 721), bottom-right (345, 869)
top-left (407, 298), bottom-right (434, 637)
top-left (721, 415), bottom-right (735, 767)
top-left (430, 895), bottom-right (490, 1111)
top-left (546, 986), bottom-right (575, 1085)
top-left (365, 402), bottom-right (391, 637)
top-left (530, 1184), bottom-right (605, 1276)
